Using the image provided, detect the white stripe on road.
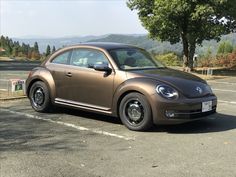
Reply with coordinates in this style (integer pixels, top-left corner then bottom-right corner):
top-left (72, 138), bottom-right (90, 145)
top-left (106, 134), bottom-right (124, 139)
top-left (213, 89), bottom-right (236, 93)
top-left (218, 100), bottom-right (236, 105)
top-left (0, 89), bottom-right (7, 91)
top-left (208, 81), bottom-right (236, 85)
top-left (0, 108), bottom-right (134, 141)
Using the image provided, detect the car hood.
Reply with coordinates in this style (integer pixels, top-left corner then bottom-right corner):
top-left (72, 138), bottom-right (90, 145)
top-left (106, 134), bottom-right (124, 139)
top-left (127, 68), bottom-right (213, 98)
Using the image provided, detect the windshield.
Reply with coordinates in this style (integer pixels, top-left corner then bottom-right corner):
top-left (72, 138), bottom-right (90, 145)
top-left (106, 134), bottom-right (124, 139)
top-left (109, 48), bottom-right (164, 70)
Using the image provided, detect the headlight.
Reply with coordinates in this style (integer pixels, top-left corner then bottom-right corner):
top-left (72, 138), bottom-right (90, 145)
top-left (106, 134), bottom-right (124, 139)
top-left (156, 85), bottom-right (178, 99)
top-left (205, 84), bottom-right (213, 93)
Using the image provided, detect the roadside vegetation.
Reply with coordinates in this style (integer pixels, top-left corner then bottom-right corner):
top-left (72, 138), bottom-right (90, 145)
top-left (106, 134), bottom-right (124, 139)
top-left (152, 41), bottom-right (236, 69)
top-left (1, 34), bottom-right (236, 71)
top-left (198, 41), bottom-right (236, 69)
top-left (0, 35), bottom-right (55, 61)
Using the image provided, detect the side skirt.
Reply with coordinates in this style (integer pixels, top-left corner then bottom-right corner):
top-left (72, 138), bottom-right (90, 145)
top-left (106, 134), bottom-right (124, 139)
top-left (55, 98), bottom-right (112, 114)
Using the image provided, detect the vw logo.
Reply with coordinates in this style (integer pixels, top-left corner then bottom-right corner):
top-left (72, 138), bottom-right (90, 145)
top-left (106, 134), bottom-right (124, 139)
top-left (196, 86), bottom-right (203, 94)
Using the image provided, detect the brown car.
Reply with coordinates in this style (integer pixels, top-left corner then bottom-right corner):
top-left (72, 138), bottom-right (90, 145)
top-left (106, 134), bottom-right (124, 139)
top-left (26, 43), bottom-right (217, 131)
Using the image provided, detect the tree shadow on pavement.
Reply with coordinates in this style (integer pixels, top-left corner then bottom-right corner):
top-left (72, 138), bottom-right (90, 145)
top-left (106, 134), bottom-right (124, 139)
top-left (0, 112), bottom-right (88, 152)
top-left (150, 113), bottom-right (236, 134)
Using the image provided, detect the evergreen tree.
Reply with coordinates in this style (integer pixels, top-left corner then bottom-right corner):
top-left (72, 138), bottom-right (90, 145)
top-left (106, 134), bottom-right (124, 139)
top-left (46, 45), bottom-right (51, 56)
top-left (52, 46), bottom-right (56, 53)
top-left (12, 46), bottom-right (19, 57)
top-left (32, 42), bottom-right (40, 60)
top-left (33, 42), bottom-right (39, 53)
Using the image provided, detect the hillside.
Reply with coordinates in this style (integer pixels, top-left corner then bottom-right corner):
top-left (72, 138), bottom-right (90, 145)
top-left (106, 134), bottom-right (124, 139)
top-left (88, 34), bottom-right (182, 54)
top-left (13, 33), bottom-right (236, 55)
top-left (89, 33), bottom-right (236, 55)
top-left (13, 35), bottom-right (108, 53)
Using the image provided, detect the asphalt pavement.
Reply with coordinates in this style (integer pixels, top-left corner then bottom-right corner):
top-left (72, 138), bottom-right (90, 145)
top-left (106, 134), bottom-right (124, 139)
top-left (0, 77), bottom-right (236, 177)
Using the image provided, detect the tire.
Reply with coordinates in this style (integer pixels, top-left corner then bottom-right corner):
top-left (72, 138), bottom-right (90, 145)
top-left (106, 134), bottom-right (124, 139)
top-left (29, 81), bottom-right (52, 112)
top-left (119, 92), bottom-right (153, 131)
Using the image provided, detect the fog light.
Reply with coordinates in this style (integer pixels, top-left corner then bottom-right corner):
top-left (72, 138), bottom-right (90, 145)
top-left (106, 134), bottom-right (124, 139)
top-left (165, 111), bottom-right (175, 118)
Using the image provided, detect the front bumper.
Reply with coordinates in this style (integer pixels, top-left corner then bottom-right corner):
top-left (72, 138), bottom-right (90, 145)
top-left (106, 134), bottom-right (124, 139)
top-left (150, 94), bottom-right (217, 125)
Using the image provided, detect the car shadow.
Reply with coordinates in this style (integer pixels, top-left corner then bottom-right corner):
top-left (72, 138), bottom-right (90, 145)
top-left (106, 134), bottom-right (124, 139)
top-left (55, 107), bottom-right (236, 134)
top-left (149, 113), bottom-right (236, 134)
top-left (54, 107), bottom-right (123, 125)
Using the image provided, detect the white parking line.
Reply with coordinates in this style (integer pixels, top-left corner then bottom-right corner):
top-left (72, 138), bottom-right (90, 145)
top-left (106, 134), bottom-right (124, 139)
top-left (218, 100), bottom-right (236, 105)
top-left (212, 89), bottom-right (236, 93)
top-left (208, 81), bottom-right (236, 85)
top-left (0, 89), bottom-right (7, 91)
top-left (0, 108), bottom-right (134, 141)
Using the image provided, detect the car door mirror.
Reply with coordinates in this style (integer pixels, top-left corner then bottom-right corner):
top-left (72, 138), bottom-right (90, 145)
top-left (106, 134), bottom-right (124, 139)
top-left (93, 64), bottom-right (112, 72)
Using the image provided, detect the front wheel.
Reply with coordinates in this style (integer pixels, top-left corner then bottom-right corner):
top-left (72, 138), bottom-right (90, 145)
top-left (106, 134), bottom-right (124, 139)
top-left (119, 93), bottom-right (153, 131)
top-left (29, 81), bottom-right (51, 112)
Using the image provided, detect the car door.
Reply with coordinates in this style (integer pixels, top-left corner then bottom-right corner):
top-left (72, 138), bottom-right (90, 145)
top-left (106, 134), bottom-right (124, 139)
top-left (64, 48), bottom-right (114, 110)
top-left (46, 50), bottom-right (72, 100)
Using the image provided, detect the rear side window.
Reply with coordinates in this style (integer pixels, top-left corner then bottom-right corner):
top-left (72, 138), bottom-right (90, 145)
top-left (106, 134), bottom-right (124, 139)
top-left (51, 51), bottom-right (71, 64)
top-left (70, 49), bottom-right (109, 68)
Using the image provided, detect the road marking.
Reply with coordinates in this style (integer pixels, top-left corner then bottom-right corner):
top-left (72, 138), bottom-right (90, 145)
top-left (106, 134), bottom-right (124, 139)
top-left (218, 100), bottom-right (236, 105)
top-left (0, 89), bottom-right (7, 91)
top-left (208, 81), bottom-right (236, 85)
top-left (0, 108), bottom-right (134, 141)
top-left (212, 89), bottom-right (236, 93)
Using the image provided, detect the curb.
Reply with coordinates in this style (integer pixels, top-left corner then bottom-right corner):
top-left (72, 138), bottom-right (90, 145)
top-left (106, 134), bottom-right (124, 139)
top-left (0, 96), bottom-right (27, 101)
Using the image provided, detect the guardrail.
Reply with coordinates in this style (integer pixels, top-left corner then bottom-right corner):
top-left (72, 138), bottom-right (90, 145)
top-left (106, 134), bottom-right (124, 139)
top-left (0, 61), bottom-right (41, 71)
top-left (202, 68), bottom-right (213, 76)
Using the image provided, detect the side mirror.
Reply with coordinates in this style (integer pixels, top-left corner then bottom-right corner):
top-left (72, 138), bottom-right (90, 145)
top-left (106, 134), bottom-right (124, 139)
top-left (93, 64), bottom-right (112, 72)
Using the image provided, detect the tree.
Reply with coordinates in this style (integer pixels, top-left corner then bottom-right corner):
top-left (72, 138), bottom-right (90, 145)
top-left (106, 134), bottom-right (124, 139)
top-left (12, 46), bottom-right (19, 57)
top-left (217, 41), bottom-right (233, 54)
top-left (52, 46), bottom-right (56, 53)
top-left (46, 45), bottom-right (51, 56)
top-left (33, 42), bottom-right (39, 53)
top-left (127, 0), bottom-right (236, 70)
top-left (32, 42), bottom-right (40, 60)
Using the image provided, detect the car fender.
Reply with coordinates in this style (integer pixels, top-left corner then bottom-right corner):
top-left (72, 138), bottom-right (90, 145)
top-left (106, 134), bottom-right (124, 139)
top-left (26, 67), bottom-right (56, 101)
top-left (112, 77), bottom-right (158, 117)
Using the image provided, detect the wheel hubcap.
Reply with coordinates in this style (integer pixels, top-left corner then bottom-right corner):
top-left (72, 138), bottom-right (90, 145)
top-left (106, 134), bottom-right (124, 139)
top-left (32, 87), bottom-right (44, 107)
top-left (125, 100), bottom-right (144, 124)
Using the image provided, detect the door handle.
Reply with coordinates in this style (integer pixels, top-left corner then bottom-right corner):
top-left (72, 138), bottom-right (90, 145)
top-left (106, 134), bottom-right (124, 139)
top-left (66, 72), bottom-right (72, 77)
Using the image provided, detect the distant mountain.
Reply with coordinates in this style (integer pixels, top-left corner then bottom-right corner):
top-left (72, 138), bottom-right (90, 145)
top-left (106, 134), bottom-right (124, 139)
top-left (13, 33), bottom-right (236, 55)
top-left (13, 35), bottom-right (108, 53)
top-left (88, 34), bottom-right (182, 54)
top-left (89, 33), bottom-right (236, 55)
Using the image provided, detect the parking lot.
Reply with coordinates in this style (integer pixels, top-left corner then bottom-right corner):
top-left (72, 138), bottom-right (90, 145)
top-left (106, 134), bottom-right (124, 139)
top-left (0, 76), bottom-right (236, 177)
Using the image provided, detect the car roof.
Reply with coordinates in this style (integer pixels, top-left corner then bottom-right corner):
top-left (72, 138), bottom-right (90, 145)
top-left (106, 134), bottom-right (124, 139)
top-left (70, 42), bottom-right (140, 50)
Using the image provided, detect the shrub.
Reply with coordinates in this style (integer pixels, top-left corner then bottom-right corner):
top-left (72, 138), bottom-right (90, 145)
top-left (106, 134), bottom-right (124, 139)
top-left (198, 53), bottom-right (236, 68)
top-left (214, 52), bottom-right (236, 68)
top-left (155, 53), bottom-right (181, 66)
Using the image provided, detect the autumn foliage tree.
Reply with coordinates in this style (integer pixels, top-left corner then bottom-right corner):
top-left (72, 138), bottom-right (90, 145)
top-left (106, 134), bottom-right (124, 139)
top-left (127, 0), bottom-right (236, 70)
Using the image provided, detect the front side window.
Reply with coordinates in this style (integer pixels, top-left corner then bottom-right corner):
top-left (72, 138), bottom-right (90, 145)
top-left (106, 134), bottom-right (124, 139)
top-left (51, 50), bottom-right (71, 64)
top-left (109, 48), bottom-right (164, 70)
top-left (70, 49), bottom-right (109, 68)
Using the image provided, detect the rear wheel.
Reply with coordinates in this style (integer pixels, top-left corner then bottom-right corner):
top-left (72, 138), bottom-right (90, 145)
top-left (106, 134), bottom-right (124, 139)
top-left (119, 92), bottom-right (153, 131)
top-left (29, 81), bottom-right (51, 112)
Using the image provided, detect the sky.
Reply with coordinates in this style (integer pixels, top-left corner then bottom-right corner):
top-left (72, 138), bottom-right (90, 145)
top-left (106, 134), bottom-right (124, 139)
top-left (0, 0), bottom-right (147, 38)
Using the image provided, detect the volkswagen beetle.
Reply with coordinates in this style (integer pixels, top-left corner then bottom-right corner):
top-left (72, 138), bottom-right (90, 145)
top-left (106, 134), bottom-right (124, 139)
top-left (26, 43), bottom-right (217, 131)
